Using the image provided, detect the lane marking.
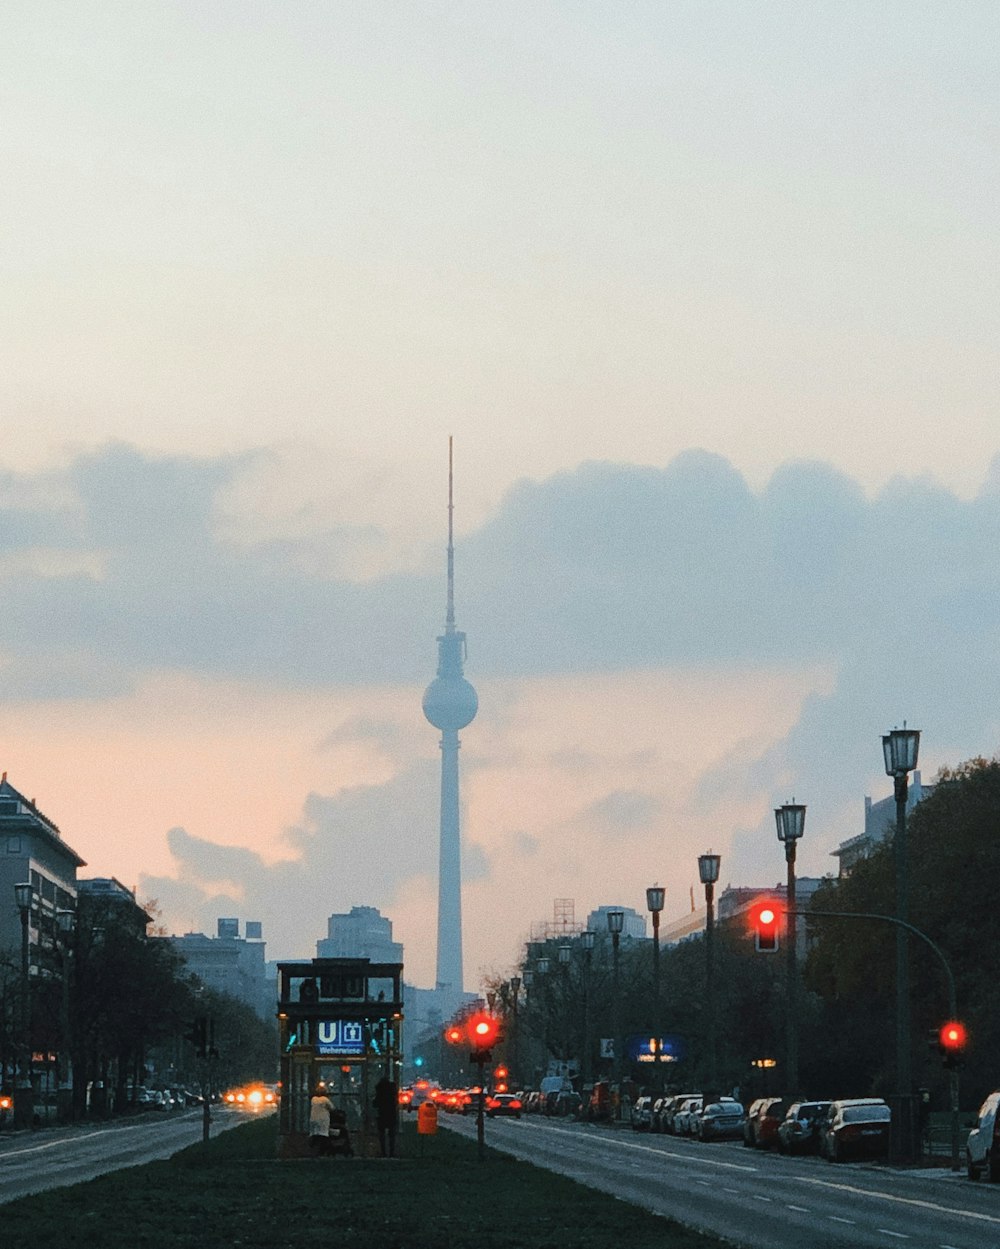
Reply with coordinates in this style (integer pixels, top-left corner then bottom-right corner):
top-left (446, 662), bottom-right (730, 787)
top-left (520, 1121), bottom-right (759, 1173)
top-left (752, 1195), bottom-right (772, 1202)
top-left (830, 1216), bottom-right (855, 1224)
top-left (0, 1122), bottom-right (167, 1158)
top-left (786, 1205), bottom-right (810, 1212)
top-left (795, 1175), bottom-right (1000, 1227)
top-left (877, 1232), bottom-right (909, 1240)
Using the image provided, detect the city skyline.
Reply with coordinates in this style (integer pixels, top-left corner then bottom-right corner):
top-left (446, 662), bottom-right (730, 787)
top-left (0, 4), bottom-right (997, 988)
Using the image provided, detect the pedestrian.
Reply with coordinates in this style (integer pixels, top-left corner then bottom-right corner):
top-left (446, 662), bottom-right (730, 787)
top-left (309, 1085), bottom-right (336, 1156)
top-left (373, 1074), bottom-right (398, 1158)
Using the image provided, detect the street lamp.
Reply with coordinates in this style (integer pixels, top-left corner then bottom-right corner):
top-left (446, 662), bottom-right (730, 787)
top-left (646, 886), bottom-right (665, 1078)
top-left (698, 854), bottom-right (721, 1091)
top-left (54, 907), bottom-right (77, 1122)
top-left (775, 801), bottom-right (806, 1098)
top-left (606, 909), bottom-right (625, 1100)
top-left (884, 723), bottom-right (920, 1157)
top-left (580, 930), bottom-right (595, 1084)
top-left (13, 882), bottom-right (36, 1130)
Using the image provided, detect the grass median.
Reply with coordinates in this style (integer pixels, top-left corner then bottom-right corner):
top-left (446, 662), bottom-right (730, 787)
top-left (2, 1115), bottom-right (732, 1249)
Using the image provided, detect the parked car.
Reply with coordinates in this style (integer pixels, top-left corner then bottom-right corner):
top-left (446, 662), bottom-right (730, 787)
top-left (554, 1090), bottom-right (583, 1118)
top-left (650, 1096), bottom-right (672, 1133)
top-left (744, 1097), bottom-right (788, 1149)
top-left (661, 1093), bottom-right (701, 1135)
top-left (819, 1098), bottom-right (891, 1162)
top-left (967, 1091), bottom-right (1000, 1181)
top-left (697, 1099), bottom-right (746, 1142)
top-left (777, 1101), bottom-right (831, 1155)
top-left (631, 1095), bottom-right (655, 1131)
top-left (673, 1096), bottom-right (703, 1136)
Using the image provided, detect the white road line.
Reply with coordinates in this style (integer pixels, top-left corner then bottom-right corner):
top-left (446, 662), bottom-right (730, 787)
top-left (786, 1205), bottom-right (810, 1212)
top-left (796, 1175), bottom-right (1000, 1227)
top-left (829, 1216), bottom-right (856, 1224)
top-left (877, 1231), bottom-right (909, 1240)
top-left (0, 1122), bottom-right (157, 1158)
top-left (752, 1195), bottom-right (772, 1202)
top-left (523, 1121), bottom-right (759, 1173)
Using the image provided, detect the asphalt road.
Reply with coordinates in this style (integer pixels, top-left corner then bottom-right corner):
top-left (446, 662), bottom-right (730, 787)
top-left (0, 1108), bottom-right (256, 1205)
top-left (442, 1113), bottom-right (1000, 1249)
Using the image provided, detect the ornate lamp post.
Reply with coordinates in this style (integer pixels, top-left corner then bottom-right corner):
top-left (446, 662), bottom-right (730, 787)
top-left (606, 909), bottom-right (625, 1099)
top-left (698, 854), bottom-right (721, 1092)
top-left (580, 930), bottom-right (595, 1084)
top-left (775, 801), bottom-right (806, 1098)
top-left (14, 882), bottom-right (36, 1130)
top-left (646, 885), bottom-right (665, 1078)
top-left (884, 723), bottom-right (920, 1156)
top-left (55, 907), bottom-right (77, 1122)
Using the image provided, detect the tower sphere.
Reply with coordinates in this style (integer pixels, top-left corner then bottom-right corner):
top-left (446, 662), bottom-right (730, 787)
top-left (422, 675), bottom-right (478, 731)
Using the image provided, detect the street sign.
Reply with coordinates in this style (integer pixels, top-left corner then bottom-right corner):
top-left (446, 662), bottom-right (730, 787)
top-left (600, 1038), bottom-right (615, 1058)
top-left (316, 1020), bottom-right (365, 1056)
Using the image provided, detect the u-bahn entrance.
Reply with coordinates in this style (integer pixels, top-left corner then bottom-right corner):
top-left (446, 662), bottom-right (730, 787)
top-left (277, 957), bottom-right (403, 1158)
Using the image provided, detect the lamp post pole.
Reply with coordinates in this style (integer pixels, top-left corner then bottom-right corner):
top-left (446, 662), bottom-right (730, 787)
top-left (14, 882), bottom-right (36, 1131)
top-left (775, 802), bottom-right (806, 1100)
top-left (698, 855), bottom-right (721, 1093)
top-left (646, 886), bottom-right (665, 1084)
top-left (508, 976), bottom-right (520, 1087)
top-left (581, 931), bottom-right (595, 1085)
top-left (607, 910), bottom-right (625, 1108)
top-left (536, 956), bottom-right (550, 1079)
top-left (558, 944), bottom-right (572, 1073)
top-left (883, 724), bottom-right (920, 1159)
top-left (522, 968), bottom-right (535, 1083)
top-left (55, 907), bottom-right (77, 1123)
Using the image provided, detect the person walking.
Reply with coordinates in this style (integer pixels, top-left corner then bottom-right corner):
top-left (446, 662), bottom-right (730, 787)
top-left (373, 1074), bottom-right (398, 1158)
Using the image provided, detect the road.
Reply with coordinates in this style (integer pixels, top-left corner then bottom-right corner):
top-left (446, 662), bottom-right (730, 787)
top-left (0, 1108), bottom-right (256, 1205)
top-left (442, 1114), bottom-right (1000, 1249)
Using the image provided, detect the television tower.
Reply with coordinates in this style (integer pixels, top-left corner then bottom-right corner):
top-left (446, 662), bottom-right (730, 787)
top-left (422, 437), bottom-right (478, 998)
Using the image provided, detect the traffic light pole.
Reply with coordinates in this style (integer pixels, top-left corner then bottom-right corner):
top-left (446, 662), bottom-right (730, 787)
top-left (785, 907), bottom-right (959, 1171)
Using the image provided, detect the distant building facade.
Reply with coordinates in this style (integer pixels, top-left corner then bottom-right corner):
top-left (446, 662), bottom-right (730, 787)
top-left (167, 918), bottom-right (271, 1020)
top-left (585, 904), bottom-right (647, 941)
top-left (0, 775), bottom-right (84, 970)
top-left (316, 905), bottom-right (403, 963)
top-left (832, 771), bottom-right (933, 877)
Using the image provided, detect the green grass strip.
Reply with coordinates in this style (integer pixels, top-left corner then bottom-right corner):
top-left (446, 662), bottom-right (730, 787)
top-left (2, 1117), bottom-right (730, 1249)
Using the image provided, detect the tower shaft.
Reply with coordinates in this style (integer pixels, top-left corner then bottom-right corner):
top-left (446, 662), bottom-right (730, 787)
top-left (435, 729), bottom-right (463, 994)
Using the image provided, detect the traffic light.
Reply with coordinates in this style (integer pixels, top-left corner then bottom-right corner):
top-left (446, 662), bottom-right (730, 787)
top-left (938, 1020), bottom-right (967, 1069)
top-left (466, 1012), bottom-right (500, 1063)
top-left (184, 1016), bottom-right (208, 1058)
top-left (749, 901), bottom-right (780, 953)
top-left (444, 1023), bottom-right (463, 1045)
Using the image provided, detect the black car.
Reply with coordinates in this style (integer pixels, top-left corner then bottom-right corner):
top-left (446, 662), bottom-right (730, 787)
top-left (819, 1099), bottom-right (891, 1162)
top-left (777, 1101), bottom-right (831, 1154)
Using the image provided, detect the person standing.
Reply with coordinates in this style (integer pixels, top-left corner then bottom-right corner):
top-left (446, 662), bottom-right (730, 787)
top-left (373, 1074), bottom-right (398, 1158)
top-left (309, 1085), bottom-right (335, 1156)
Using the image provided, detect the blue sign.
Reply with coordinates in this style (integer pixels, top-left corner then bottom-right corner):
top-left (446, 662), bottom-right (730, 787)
top-left (316, 1020), bottom-right (365, 1056)
top-left (626, 1034), bottom-right (687, 1064)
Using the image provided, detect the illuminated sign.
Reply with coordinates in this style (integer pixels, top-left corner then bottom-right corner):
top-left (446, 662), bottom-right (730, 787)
top-left (626, 1034), bottom-right (686, 1063)
top-left (316, 1020), bottom-right (365, 1056)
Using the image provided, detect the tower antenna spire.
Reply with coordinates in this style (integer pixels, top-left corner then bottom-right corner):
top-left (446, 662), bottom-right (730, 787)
top-left (446, 434), bottom-right (455, 633)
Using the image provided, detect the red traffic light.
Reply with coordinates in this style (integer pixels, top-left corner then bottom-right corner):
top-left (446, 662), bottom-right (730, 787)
top-left (444, 1024), bottom-right (463, 1045)
top-left (466, 1011), bottom-right (499, 1051)
top-left (939, 1020), bottom-right (967, 1051)
top-left (748, 900), bottom-right (780, 953)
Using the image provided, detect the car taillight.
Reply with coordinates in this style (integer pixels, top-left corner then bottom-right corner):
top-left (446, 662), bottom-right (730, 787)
top-left (510, 1099), bottom-right (522, 1109)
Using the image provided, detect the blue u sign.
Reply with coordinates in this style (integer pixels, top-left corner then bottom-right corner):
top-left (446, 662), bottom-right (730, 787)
top-left (317, 1020), bottom-right (365, 1056)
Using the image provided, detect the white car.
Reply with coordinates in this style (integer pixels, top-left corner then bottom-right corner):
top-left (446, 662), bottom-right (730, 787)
top-left (673, 1096), bottom-right (703, 1135)
top-left (967, 1090), bottom-right (1000, 1181)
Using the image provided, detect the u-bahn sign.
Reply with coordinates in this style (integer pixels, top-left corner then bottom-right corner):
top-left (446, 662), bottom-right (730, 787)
top-left (316, 1020), bottom-right (365, 1056)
